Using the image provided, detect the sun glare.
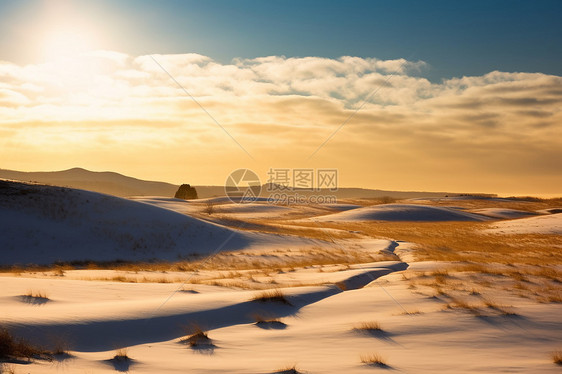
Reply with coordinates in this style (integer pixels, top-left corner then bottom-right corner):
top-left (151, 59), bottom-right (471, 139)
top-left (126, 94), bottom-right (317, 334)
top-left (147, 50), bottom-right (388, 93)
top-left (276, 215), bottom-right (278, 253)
top-left (40, 26), bottom-right (98, 63)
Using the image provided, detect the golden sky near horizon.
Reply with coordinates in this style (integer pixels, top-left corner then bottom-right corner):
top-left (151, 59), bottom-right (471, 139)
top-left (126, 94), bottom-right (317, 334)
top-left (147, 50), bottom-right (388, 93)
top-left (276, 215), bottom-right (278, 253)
top-left (1, 47), bottom-right (561, 196)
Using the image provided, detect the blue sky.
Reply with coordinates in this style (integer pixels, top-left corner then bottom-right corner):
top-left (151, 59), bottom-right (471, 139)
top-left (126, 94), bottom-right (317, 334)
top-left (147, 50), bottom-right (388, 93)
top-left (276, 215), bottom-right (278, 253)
top-left (1, 0), bottom-right (561, 81)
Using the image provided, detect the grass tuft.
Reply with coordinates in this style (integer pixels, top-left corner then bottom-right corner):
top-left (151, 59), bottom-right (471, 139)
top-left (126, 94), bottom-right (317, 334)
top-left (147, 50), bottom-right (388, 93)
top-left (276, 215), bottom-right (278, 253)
top-left (444, 297), bottom-right (480, 314)
top-left (180, 327), bottom-right (213, 348)
top-left (483, 299), bottom-right (518, 316)
top-left (0, 327), bottom-right (47, 361)
top-left (274, 364), bottom-right (302, 374)
top-left (50, 336), bottom-right (71, 358)
top-left (253, 314), bottom-right (287, 329)
top-left (24, 290), bottom-right (48, 299)
top-left (113, 347), bottom-right (129, 361)
top-left (354, 321), bottom-right (383, 332)
top-left (251, 289), bottom-right (292, 305)
top-left (360, 353), bottom-right (389, 368)
top-left (432, 269), bottom-right (450, 284)
top-left (399, 309), bottom-right (423, 315)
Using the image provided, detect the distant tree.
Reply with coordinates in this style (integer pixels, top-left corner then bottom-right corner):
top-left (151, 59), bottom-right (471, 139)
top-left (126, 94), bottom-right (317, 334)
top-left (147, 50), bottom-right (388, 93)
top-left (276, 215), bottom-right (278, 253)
top-left (175, 184), bottom-right (198, 200)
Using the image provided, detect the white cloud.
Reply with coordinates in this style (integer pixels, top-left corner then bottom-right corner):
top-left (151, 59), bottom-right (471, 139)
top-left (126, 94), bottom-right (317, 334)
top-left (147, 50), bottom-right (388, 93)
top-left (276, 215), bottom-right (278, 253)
top-left (0, 88), bottom-right (30, 107)
top-left (0, 51), bottom-right (560, 194)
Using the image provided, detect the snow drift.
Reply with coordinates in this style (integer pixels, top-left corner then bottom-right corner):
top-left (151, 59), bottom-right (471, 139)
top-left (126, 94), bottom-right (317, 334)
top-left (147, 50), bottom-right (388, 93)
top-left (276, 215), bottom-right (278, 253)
top-left (309, 204), bottom-right (490, 222)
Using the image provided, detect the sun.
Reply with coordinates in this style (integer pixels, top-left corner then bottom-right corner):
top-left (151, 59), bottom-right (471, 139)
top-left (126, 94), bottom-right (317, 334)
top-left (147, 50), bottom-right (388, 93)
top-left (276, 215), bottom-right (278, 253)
top-left (37, 24), bottom-right (111, 104)
top-left (40, 26), bottom-right (98, 63)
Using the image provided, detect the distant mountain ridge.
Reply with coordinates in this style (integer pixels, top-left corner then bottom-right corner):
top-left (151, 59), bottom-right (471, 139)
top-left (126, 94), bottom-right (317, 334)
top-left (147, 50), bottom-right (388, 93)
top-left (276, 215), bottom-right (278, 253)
top-left (0, 167), bottom-right (475, 199)
top-left (0, 167), bottom-right (179, 197)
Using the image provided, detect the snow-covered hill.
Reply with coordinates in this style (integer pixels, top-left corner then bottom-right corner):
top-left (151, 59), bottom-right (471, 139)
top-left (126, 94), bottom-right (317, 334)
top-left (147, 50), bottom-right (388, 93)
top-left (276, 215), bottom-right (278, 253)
top-left (308, 204), bottom-right (490, 222)
top-left (0, 180), bottom-right (316, 266)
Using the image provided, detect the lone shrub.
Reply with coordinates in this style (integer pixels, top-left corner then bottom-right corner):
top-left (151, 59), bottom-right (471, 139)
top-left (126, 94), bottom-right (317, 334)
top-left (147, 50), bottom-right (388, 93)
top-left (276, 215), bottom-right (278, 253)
top-left (175, 184), bottom-right (198, 200)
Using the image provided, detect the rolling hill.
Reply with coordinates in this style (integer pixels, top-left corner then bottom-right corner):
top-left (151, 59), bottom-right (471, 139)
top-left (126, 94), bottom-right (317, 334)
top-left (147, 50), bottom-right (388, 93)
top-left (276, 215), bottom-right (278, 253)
top-left (0, 167), bottom-right (469, 199)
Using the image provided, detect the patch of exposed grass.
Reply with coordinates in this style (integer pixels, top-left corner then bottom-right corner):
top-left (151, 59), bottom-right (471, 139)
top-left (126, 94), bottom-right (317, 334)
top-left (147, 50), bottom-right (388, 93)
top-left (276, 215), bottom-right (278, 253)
top-left (432, 269), bottom-right (451, 284)
top-left (273, 364), bottom-right (303, 374)
top-left (50, 335), bottom-right (71, 359)
top-left (53, 268), bottom-right (65, 277)
top-left (111, 275), bottom-right (131, 282)
top-left (409, 261), bottom-right (561, 303)
top-left (443, 297), bottom-right (480, 314)
top-left (0, 327), bottom-right (48, 361)
top-left (24, 290), bottom-right (48, 299)
top-left (180, 327), bottom-right (214, 348)
top-left (108, 347), bottom-right (133, 372)
top-left (0, 246), bottom-right (397, 277)
top-left (299, 220), bottom-right (561, 267)
top-left (482, 299), bottom-right (517, 315)
top-left (253, 314), bottom-right (287, 329)
top-left (545, 294), bottom-right (562, 303)
top-left (360, 353), bottom-right (389, 368)
top-left (398, 309), bottom-right (423, 315)
top-left (251, 289), bottom-right (292, 305)
top-left (354, 321), bottom-right (383, 332)
top-left (113, 347), bottom-right (129, 361)
top-left (178, 286), bottom-right (199, 294)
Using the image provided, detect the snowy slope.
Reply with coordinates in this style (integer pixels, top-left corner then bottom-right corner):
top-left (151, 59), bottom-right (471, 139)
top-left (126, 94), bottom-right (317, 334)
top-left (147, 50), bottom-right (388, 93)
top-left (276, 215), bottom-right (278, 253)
top-left (309, 204), bottom-right (490, 222)
top-left (0, 181), bottom-right (319, 265)
top-left (470, 208), bottom-right (538, 219)
top-left (0, 268), bottom-right (560, 373)
top-left (485, 213), bottom-right (562, 234)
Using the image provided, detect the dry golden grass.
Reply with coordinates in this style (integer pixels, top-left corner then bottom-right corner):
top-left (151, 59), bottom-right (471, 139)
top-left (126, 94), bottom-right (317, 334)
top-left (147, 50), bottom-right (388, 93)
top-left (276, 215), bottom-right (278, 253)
top-left (360, 353), bottom-right (389, 367)
top-left (252, 313), bottom-right (280, 323)
top-left (252, 289), bottom-right (292, 305)
top-left (180, 327), bottom-right (213, 348)
top-left (444, 297), bottom-right (480, 313)
top-left (209, 214), bottom-right (357, 241)
top-left (273, 364), bottom-right (302, 374)
top-left (326, 221), bottom-right (561, 266)
top-left (113, 347), bottom-right (129, 361)
top-left (286, 212), bottom-right (561, 302)
top-left (0, 263), bottom-right (75, 275)
top-left (204, 279), bottom-right (267, 290)
top-left (432, 269), bottom-right (451, 284)
top-left (354, 321), bottom-right (383, 332)
top-left (406, 197), bottom-right (562, 211)
top-left (408, 262), bottom-right (561, 304)
top-left (111, 276), bottom-right (130, 282)
top-left (482, 299), bottom-right (508, 311)
top-left (0, 327), bottom-right (49, 361)
top-left (53, 268), bottom-right (65, 277)
top-left (398, 309), bottom-right (423, 315)
top-left (436, 292), bottom-right (522, 317)
top-left (24, 290), bottom-right (48, 299)
top-left (552, 350), bottom-right (562, 365)
top-left (188, 247), bottom-right (397, 272)
top-left (545, 294), bottom-right (562, 303)
top-left (0, 243), bottom-right (397, 279)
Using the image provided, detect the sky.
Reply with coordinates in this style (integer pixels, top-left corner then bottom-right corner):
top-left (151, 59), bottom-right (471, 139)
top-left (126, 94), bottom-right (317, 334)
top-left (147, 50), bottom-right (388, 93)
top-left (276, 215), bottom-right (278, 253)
top-left (0, 0), bottom-right (561, 196)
